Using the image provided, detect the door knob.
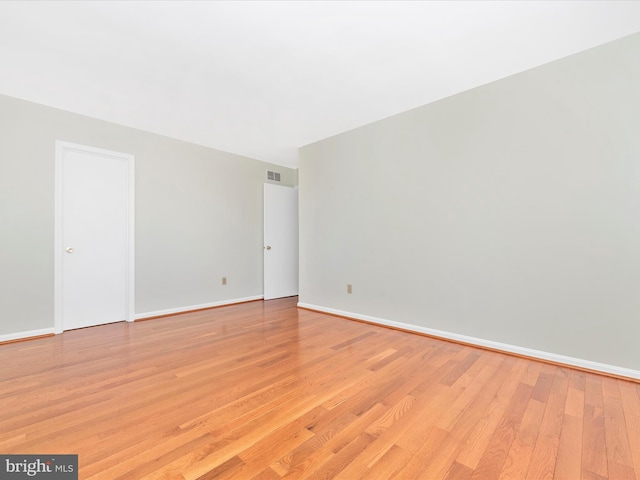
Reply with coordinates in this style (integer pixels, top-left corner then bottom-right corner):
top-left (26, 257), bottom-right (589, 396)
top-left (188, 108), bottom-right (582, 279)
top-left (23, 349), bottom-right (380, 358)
top-left (66, 247), bottom-right (74, 253)
top-left (265, 245), bottom-right (271, 250)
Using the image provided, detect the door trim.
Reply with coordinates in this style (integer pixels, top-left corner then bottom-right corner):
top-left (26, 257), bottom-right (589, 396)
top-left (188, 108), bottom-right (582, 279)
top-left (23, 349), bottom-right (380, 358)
top-left (54, 141), bottom-right (135, 333)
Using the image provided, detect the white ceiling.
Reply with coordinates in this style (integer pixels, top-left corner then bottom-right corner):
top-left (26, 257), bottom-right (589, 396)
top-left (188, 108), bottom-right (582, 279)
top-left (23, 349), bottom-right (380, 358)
top-left (1, 1), bottom-right (640, 168)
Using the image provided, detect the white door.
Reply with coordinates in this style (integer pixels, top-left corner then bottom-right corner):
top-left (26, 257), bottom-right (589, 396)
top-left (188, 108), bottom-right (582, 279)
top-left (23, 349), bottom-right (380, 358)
top-left (264, 184), bottom-right (298, 300)
top-left (54, 142), bottom-right (134, 332)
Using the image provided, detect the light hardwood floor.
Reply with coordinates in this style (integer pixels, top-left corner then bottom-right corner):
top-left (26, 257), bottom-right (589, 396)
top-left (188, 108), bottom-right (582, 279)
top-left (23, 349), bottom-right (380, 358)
top-left (1, 297), bottom-right (639, 479)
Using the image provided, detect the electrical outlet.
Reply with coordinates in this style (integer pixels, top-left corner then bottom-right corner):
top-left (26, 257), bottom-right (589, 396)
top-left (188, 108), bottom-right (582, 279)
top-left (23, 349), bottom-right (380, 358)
top-left (347, 284), bottom-right (352, 294)
top-left (222, 277), bottom-right (227, 285)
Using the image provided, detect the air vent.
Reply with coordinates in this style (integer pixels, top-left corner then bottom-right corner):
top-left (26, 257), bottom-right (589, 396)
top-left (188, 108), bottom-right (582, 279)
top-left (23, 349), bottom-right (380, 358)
top-left (267, 170), bottom-right (281, 182)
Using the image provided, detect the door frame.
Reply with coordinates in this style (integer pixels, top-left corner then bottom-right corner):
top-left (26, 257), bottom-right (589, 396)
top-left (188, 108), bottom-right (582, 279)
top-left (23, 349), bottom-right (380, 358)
top-left (54, 141), bottom-right (135, 333)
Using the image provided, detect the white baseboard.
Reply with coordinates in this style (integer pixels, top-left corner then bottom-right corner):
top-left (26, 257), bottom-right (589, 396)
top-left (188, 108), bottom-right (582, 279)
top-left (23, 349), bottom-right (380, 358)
top-left (0, 327), bottom-right (56, 344)
top-left (135, 295), bottom-right (264, 320)
top-left (297, 302), bottom-right (640, 381)
top-left (0, 297), bottom-right (264, 343)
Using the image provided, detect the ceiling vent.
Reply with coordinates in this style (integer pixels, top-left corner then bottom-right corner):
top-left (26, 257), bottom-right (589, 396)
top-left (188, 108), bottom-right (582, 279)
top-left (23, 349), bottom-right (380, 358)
top-left (267, 170), bottom-right (281, 182)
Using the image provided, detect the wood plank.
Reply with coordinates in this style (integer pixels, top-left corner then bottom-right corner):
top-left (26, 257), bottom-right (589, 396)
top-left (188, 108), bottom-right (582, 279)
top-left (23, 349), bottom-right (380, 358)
top-left (361, 444), bottom-right (410, 480)
top-left (455, 356), bottom-right (527, 470)
top-left (444, 461), bottom-right (474, 480)
top-left (619, 381), bottom-right (640, 479)
top-left (471, 382), bottom-right (534, 479)
top-left (526, 367), bottom-right (570, 480)
top-left (415, 356), bottom-right (518, 479)
top-left (555, 414), bottom-right (583, 479)
top-left (553, 370), bottom-right (586, 479)
top-left (498, 398), bottom-right (546, 480)
top-left (602, 378), bottom-right (636, 480)
top-left (581, 373), bottom-right (609, 480)
top-left (388, 426), bottom-right (450, 479)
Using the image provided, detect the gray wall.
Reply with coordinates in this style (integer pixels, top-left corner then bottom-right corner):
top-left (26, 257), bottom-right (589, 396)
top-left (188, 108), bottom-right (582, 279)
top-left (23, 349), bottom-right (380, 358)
top-left (0, 94), bottom-right (296, 336)
top-left (299, 33), bottom-right (640, 371)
